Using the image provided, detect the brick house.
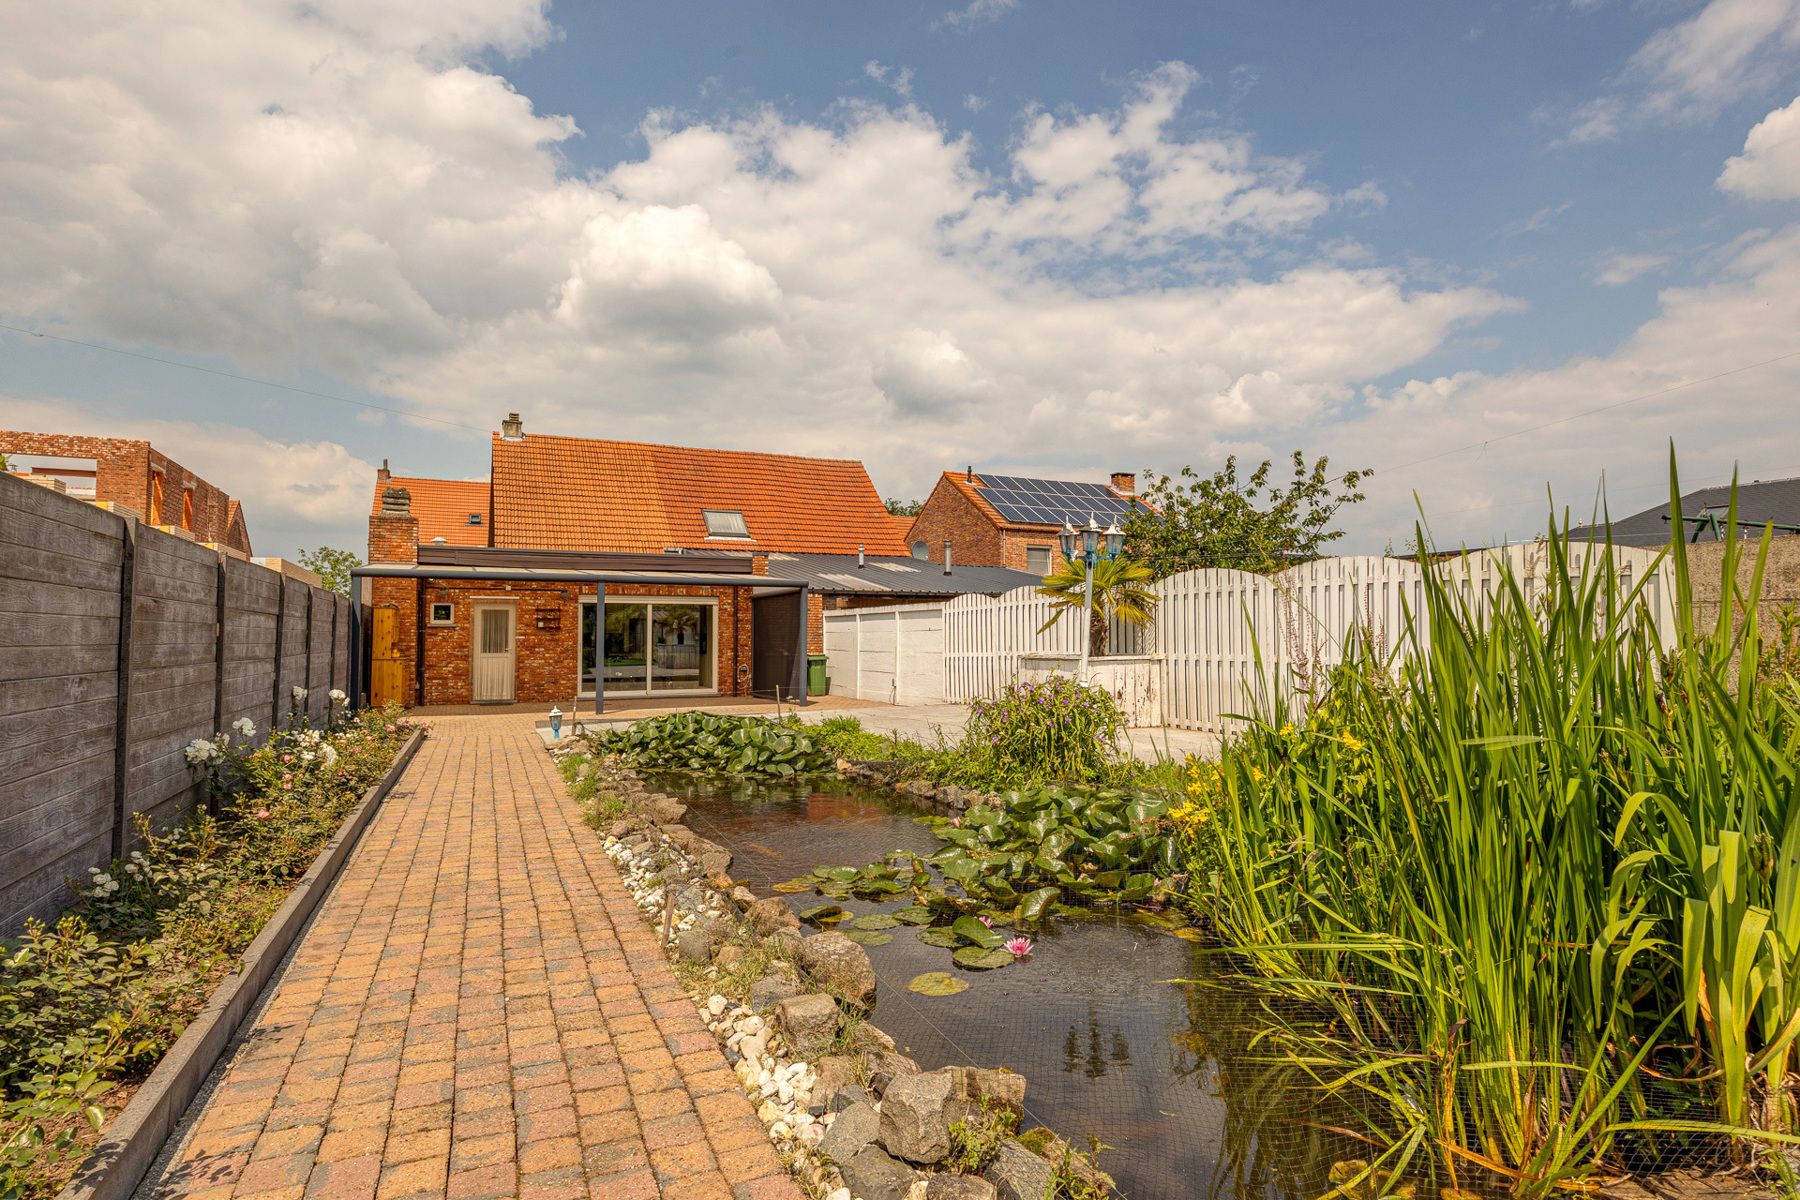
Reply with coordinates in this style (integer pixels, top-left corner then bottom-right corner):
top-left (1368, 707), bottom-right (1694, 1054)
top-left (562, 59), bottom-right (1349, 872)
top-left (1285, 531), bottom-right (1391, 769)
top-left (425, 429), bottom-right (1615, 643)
top-left (903, 468), bottom-right (1148, 575)
top-left (0, 430), bottom-right (253, 555)
top-left (359, 415), bottom-right (1037, 709)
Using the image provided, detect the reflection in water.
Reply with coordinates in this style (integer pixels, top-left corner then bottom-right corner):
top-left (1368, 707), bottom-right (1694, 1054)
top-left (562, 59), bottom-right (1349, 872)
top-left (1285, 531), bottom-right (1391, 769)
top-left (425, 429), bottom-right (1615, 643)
top-left (646, 772), bottom-right (1356, 1200)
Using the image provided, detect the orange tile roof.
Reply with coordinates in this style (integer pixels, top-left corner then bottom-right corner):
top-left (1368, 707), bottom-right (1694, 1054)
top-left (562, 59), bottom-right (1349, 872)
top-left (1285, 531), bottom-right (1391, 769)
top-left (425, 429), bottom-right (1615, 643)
top-left (888, 512), bottom-right (918, 542)
top-left (489, 434), bottom-right (908, 556)
top-left (369, 476), bottom-right (491, 546)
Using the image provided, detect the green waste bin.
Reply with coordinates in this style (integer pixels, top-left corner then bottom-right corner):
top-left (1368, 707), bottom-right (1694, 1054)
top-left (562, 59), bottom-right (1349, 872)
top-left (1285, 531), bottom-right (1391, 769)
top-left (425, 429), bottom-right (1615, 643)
top-left (807, 654), bottom-right (829, 696)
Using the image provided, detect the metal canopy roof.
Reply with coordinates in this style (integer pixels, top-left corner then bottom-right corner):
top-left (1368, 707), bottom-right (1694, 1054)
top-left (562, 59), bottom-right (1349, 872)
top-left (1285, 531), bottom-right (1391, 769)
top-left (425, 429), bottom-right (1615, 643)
top-left (351, 563), bottom-right (806, 588)
top-left (764, 551), bottom-right (1041, 596)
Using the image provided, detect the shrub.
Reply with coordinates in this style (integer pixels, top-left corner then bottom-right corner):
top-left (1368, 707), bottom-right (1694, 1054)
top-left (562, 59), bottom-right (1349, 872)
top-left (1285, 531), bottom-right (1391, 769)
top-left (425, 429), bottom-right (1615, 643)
top-left (582, 712), bottom-right (834, 778)
top-left (936, 677), bottom-right (1127, 789)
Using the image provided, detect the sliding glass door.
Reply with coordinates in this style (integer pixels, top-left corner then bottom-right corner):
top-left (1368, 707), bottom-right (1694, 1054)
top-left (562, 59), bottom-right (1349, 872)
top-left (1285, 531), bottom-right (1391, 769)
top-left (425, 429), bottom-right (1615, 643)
top-left (580, 599), bottom-right (717, 695)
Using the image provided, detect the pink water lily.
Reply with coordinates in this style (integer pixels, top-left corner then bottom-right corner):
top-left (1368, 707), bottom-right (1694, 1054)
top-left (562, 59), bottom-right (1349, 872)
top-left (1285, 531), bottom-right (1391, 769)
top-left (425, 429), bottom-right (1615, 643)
top-left (977, 915), bottom-right (995, 928)
top-left (1004, 937), bottom-right (1034, 959)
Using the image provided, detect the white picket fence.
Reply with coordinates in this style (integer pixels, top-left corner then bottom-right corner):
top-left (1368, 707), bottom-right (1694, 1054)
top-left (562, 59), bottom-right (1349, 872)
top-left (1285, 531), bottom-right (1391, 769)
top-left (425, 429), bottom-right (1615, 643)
top-left (823, 545), bottom-right (1678, 733)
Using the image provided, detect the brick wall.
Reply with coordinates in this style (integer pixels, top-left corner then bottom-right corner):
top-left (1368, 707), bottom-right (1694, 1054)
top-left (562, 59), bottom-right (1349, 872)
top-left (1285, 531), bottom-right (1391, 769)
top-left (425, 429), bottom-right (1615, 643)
top-left (907, 475), bottom-right (1061, 572)
top-left (0, 431), bottom-right (252, 554)
top-left (408, 581), bottom-right (755, 705)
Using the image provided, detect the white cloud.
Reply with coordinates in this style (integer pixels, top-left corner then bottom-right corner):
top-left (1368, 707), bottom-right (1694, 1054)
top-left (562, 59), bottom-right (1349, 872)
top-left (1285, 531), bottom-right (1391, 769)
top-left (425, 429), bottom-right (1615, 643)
top-left (1719, 94), bottom-right (1800, 198)
top-left (932, 0), bottom-right (1021, 34)
top-left (1552, 0), bottom-right (1800, 146)
top-left (1594, 251), bottom-right (1669, 285)
top-left (863, 60), bottom-right (915, 99)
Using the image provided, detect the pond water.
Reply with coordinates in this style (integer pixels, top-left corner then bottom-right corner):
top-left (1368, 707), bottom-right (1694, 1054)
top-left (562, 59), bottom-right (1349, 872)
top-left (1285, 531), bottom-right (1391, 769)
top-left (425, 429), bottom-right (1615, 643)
top-left (650, 772), bottom-right (1354, 1200)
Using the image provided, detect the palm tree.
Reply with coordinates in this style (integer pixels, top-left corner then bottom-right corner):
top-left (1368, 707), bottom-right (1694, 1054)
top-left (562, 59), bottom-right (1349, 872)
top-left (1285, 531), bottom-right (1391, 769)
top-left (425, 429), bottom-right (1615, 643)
top-left (1037, 556), bottom-right (1158, 656)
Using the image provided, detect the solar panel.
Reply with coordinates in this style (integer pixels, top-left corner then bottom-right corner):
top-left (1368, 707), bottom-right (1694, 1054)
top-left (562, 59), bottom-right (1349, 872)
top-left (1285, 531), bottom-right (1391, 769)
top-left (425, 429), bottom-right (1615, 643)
top-left (974, 473), bottom-right (1144, 526)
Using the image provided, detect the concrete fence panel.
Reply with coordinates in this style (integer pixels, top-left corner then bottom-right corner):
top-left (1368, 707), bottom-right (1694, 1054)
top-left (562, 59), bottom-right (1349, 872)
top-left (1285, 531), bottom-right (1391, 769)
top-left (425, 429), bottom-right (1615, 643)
top-left (0, 472), bottom-right (347, 934)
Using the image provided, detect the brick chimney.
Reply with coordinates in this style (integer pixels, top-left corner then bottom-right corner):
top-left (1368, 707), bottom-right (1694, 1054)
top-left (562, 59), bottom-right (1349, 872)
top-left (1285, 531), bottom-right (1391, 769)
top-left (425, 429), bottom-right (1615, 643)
top-left (369, 485), bottom-right (419, 565)
top-left (500, 412), bottom-right (524, 441)
top-left (1110, 471), bottom-right (1135, 495)
top-left (376, 458), bottom-right (390, 485)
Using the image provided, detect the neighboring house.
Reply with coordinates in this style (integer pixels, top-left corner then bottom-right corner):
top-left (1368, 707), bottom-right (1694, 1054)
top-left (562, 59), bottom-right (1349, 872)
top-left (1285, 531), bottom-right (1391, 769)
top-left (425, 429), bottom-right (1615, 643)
top-left (1568, 476), bottom-right (1800, 548)
top-left (363, 415), bottom-right (1038, 708)
top-left (904, 467), bottom-right (1149, 574)
top-left (0, 430), bottom-right (253, 555)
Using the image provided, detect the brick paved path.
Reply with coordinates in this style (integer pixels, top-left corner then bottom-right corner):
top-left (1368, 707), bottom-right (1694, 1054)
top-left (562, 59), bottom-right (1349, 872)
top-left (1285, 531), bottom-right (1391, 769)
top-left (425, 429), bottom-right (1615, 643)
top-left (151, 715), bottom-right (798, 1200)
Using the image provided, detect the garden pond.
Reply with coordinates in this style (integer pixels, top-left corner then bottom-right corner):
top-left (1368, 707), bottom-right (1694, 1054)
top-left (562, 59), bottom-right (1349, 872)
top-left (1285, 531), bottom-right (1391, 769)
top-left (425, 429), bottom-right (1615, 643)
top-left (649, 771), bottom-right (1363, 1200)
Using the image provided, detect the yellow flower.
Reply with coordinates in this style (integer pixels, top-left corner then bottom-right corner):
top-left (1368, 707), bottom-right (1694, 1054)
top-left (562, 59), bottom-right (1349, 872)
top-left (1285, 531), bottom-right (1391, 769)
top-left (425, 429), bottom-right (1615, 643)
top-left (1341, 733), bottom-right (1364, 752)
top-left (1250, 766), bottom-right (1265, 783)
top-left (1279, 723), bottom-right (1295, 736)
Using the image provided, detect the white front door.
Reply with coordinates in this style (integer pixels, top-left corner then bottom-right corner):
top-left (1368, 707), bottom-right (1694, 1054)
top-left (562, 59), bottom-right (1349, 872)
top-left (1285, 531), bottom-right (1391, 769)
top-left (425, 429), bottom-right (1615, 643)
top-left (472, 604), bottom-right (516, 702)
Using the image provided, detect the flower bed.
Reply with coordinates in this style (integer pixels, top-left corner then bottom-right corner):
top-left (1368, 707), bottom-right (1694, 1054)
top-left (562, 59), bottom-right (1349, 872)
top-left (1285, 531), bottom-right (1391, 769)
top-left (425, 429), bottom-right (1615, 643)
top-left (0, 702), bottom-right (414, 1200)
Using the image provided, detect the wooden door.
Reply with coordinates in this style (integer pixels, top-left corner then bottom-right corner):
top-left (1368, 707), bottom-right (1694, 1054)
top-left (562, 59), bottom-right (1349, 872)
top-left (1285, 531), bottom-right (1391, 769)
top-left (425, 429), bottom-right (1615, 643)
top-left (369, 607), bottom-right (405, 707)
top-left (472, 604), bottom-right (516, 702)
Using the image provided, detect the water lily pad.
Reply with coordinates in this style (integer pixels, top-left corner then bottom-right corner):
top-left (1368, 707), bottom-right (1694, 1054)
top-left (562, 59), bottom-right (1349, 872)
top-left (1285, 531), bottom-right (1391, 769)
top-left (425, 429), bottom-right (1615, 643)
top-left (843, 930), bottom-right (893, 947)
top-left (915, 928), bottom-right (962, 948)
top-left (772, 877), bottom-right (817, 894)
top-left (893, 906), bottom-right (934, 925)
top-left (798, 904), bottom-right (845, 923)
top-left (818, 882), bottom-right (853, 900)
top-left (852, 913), bottom-right (900, 931)
top-left (952, 946), bottom-right (1013, 970)
top-left (813, 866), bottom-right (860, 883)
top-left (908, 971), bottom-right (970, 997)
top-left (951, 915), bottom-right (1005, 949)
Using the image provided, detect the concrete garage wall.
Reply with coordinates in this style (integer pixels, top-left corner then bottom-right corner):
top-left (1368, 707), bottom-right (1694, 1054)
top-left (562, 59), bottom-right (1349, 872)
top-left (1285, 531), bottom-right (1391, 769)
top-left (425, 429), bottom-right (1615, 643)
top-left (0, 473), bottom-right (351, 934)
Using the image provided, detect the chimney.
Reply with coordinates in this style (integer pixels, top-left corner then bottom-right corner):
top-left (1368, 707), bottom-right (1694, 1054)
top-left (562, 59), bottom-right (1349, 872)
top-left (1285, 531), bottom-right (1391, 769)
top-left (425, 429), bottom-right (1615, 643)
top-left (369, 486), bottom-right (419, 565)
top-left (943, 540), bottom-right (953, 575)
top-left (379, 485), bottom-right (412, 516)
top-left (857, 544), bottom-right (866, 569)
top-left (500, 412), bottom-right (524, 441)
top-left (966, 465), bottom-right (973, 483)
top-left (377, 458), bottom-right (390, 484)
top-left (1111, 471), bottom-right (1135, 495)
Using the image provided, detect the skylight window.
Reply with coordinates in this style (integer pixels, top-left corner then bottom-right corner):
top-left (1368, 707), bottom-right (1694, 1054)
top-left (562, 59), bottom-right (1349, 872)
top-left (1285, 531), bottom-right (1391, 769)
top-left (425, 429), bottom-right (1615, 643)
top-left (702, 509), bottom-right (750, 538)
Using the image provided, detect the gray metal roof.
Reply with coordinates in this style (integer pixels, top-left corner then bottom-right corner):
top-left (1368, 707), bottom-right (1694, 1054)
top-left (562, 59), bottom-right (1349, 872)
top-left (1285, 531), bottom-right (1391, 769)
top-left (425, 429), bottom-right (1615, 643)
top-left (1567, 476), bottom-right (1800, 548)
top-left (766, 552), bottom-right (1042, 596)
top-left (351, 564), bottom-right (808, 588)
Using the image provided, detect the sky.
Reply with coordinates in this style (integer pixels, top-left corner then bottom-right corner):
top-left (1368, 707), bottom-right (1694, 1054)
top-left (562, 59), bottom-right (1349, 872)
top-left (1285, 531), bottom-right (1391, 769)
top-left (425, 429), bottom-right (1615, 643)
top-left (2, 0), bottom-right (1798, 558)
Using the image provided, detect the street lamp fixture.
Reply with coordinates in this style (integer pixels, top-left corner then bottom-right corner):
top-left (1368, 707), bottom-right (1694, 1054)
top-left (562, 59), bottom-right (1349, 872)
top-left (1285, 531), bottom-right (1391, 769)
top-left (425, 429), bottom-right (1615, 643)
top-left (1057, 514), bottom-right (1127, 686)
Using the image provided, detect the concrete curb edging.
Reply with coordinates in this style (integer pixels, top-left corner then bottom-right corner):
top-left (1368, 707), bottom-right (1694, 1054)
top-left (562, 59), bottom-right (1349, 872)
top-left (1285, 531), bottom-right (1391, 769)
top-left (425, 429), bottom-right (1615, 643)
top-left (55, 726), bottom-right (427, 1200)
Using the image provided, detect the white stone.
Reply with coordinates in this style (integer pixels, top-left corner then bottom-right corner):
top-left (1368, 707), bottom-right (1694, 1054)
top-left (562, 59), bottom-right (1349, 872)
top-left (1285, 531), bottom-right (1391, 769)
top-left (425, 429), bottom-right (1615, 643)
top-left (757, 1100), bottom-right (781, 1125)
top-left (826, 1190), bottom-right (850, 1200)
top-left (708, 995), bottom-right (727, 1016)
top-left (769, 1120), bottom-right (792, 1141)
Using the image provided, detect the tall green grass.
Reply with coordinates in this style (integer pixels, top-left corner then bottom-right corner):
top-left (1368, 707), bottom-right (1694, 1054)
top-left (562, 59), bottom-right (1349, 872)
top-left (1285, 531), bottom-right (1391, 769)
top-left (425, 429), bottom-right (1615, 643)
top-left (1185, 460), bottom-right (1800, 1195)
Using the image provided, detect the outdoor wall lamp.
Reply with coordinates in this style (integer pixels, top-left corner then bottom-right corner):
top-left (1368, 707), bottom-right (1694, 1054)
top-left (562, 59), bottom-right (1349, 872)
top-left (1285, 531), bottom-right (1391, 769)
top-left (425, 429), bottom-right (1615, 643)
top-left (1057, 515), bottom-right (1127, 687)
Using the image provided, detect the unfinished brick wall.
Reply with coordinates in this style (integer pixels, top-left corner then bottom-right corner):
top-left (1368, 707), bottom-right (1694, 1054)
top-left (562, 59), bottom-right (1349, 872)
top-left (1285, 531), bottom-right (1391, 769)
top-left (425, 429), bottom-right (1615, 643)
top-left (0, 431), bottom-right (252, 554)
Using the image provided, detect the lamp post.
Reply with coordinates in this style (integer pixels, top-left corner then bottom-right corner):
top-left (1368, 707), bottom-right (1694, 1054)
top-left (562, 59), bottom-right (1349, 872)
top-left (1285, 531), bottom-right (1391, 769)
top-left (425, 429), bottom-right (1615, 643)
top-left (1057, 515), bottom-right (1126, 686)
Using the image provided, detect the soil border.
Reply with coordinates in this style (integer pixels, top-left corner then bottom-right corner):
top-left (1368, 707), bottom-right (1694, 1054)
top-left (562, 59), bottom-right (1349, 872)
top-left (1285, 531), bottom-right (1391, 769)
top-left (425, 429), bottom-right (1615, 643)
top-left (52, 726), bottom-right (427, 1200)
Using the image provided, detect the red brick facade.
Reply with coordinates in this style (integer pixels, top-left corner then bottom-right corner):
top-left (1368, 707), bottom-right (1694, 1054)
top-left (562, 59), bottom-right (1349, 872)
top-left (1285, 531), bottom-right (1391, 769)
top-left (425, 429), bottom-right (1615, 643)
top-left (0, 430), bottom-right (253, 555)
top-left (906, 475), bottom-right (1064, 574)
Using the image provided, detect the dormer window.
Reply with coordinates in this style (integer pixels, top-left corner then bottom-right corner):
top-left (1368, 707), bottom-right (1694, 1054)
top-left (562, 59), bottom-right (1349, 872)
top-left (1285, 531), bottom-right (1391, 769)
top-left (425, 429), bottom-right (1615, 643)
top-left (467, 513), bottom-right (484, 526)
top-left (702, 509), bottom-right (750, 539)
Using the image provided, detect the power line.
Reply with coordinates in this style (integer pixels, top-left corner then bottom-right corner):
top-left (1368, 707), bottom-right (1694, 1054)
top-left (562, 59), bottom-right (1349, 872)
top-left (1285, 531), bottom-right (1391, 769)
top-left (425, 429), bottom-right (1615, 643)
top-left (0, 321), bottom-right (491, 435)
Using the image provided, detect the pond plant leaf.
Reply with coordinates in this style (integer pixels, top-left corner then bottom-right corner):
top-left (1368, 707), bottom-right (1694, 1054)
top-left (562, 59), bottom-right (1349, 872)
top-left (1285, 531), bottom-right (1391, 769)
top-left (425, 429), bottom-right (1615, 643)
top-left (772, 877), bottom-right (817, 894)
top-left (915, 928), bottom-right (963, 948)
top-left (952, 946), bottom-right (1013, 970)
top-left (798, 904), bottom-right (845, 923)
top-left (893, 906), bottom-right (934, 925)
top-left (951, 915), bottom-right (1005, 948)
top-left (844, 931), bottom-right (893, 947)
top-left (852, 914), bottom-right (901, 930)
top-left (908, 971), bottom-right (970, 997)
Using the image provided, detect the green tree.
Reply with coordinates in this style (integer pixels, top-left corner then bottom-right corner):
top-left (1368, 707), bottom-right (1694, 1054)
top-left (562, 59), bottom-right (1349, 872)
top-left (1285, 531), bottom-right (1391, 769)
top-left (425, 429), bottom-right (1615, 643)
top-left (885, 497), bottom-right (923, 516)
top-left (1036, 556), bottom-right (1159, 656)
top-left (1124, 451), bottom-right (1370, 578)
top-left (297, 546), bottom-right (360, 595)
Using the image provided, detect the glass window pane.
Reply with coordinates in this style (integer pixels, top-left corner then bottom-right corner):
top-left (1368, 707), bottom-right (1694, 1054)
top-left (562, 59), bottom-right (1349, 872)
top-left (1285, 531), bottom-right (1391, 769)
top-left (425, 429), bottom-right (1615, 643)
top-left (649, 604), bottom-right (713, 693)
top-left (479, 608), bottom-right (509, 653)
top-left (604, 603), bottom-right (648, 692)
